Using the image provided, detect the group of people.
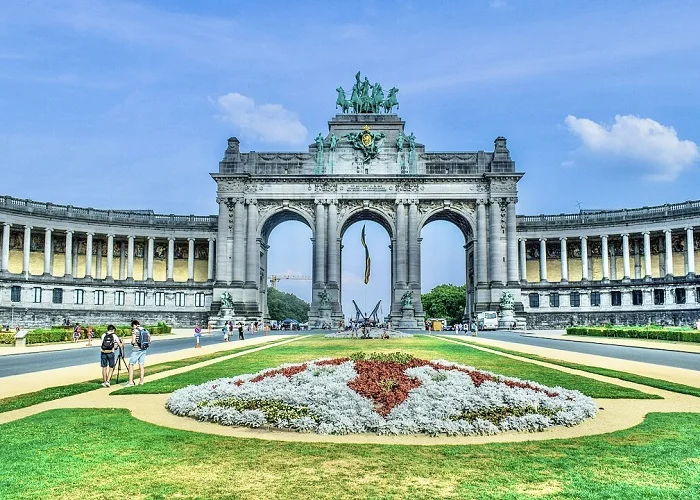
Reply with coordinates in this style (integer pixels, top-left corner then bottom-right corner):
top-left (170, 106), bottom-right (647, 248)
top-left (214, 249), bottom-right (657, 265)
top-left (99, 320), bottom-right (149, 387)
top-left (221, 321), bottom-right (246, 341)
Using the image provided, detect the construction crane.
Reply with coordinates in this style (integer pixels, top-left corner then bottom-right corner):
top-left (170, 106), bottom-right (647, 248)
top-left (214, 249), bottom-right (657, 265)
top-left (268, 274), bottom-right (312, 289)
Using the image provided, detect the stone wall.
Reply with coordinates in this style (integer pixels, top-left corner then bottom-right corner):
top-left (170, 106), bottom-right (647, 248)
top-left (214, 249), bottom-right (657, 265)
top-left (526, 309), bottom-right (700, 329)
top-left (0, 306), bottom-right (210, 328)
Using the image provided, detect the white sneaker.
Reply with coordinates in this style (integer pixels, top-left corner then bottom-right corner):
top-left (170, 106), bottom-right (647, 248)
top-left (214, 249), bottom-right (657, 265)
top-left (105, 381), bottom-right (111, 387)
top-left (125, 382), bottom-right (136, 386)
top-left (101, 382), bottom-right (107, 387)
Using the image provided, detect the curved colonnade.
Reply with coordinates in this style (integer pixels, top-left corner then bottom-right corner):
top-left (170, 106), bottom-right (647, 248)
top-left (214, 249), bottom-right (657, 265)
top-left (2, 194), bottom-right (699, 328)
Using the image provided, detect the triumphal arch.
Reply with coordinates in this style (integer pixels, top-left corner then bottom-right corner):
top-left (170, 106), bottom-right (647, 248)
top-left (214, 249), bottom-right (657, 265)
top-left (212, 73), bottom-right (523, 327)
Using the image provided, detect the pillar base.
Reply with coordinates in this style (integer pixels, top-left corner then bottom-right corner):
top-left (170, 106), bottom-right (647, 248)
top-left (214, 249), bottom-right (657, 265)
top-left (687, 273), bottom-right (696, 279)
top-left (104, 277), bottom-right (114, 283)
top-left (644, 275), bottom-right (652, 282)
top-left (559, 279), bottom-right (568, 284)
top-left (539, 279), bottom-right (548, 284)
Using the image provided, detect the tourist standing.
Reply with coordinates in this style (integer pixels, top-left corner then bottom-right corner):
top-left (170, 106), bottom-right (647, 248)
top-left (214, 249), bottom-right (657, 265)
top-left (99, 324), bottom-right (123, 387)
top-left (228, 321), bottom-right (234, 339)
top-left (86, 326), bottom-right (94, 346)
top-left (238, 323), bottom-right (245, 340)
top-left (264, 324), bottom-right (270, 336)
top-left (127, 320), bottom-right (150, 386)
top-left (73, 323), bottom-right (81, 343)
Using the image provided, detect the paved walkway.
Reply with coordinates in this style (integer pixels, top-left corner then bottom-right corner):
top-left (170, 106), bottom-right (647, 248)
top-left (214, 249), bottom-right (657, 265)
top-left (524, 329), bottom-right (700, 354)
top-left (0, 334), bottom-right (296, 399)
top-left (1, 333), bottom-right (700, 446)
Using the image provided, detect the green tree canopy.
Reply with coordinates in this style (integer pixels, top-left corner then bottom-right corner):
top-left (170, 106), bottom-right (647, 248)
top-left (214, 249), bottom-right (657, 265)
top-left (267, 288), bottom-right (310, 322)
top-left (421, 284), bottom-right (466, 324)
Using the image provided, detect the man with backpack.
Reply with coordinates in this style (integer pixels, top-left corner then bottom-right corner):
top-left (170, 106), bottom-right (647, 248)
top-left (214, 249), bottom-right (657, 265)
top-left (127, 319), bottom-right (150, 386)
top-left (100, 324), bottom-right (124, 387)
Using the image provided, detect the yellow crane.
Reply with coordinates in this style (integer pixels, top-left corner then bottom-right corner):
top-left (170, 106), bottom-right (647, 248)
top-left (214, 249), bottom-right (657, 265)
top-left (268, 274), bottom-right (312, 289)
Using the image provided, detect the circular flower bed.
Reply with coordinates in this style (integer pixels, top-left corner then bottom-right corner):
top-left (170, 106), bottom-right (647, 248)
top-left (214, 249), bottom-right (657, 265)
top-left (166, 352), bottom-right (597, 436)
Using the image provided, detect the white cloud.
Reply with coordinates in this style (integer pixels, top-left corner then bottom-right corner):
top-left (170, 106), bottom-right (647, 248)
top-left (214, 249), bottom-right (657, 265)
top-left (564, 114), bottom-right (699, 181)
top-left (561, 160), bottom-right (575, 168)
top-left (216, 93), bottom-right (308, 145)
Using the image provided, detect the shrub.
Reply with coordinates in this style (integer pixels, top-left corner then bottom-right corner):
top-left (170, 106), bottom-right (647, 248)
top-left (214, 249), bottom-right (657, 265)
top-left (566, 325), bottom-right (700, 343)
top-left (0, 333), bottom-right (15, 345)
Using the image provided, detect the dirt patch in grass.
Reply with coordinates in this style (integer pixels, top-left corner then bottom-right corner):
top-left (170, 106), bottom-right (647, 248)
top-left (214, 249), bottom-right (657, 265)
top-left (515, 479), bottom-right (563, 497)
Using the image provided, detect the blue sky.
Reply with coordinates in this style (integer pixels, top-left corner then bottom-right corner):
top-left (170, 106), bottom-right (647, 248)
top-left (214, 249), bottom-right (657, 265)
top-left (2, 0), bottom-right (699, 316)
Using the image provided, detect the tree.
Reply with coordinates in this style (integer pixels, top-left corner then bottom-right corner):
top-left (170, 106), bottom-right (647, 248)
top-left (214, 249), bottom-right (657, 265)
top-left (267, 288), bottom-right (310, 322)
top-left (421, 284), bottom-right (466, 324)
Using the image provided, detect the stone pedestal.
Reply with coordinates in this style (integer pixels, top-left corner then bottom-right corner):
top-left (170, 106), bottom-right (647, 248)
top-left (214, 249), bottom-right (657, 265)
top-left (398, 306), bottom-right (417, 329)
top-left (315, 305), bottom-right (332, 328)
top-left (210, 307), bottom-right (244, 329)
top-left (498, 307), bottom-right (515, 329)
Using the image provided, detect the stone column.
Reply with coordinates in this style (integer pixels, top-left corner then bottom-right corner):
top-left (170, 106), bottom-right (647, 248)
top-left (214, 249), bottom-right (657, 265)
top-left (622, 233), bottom-right (631, 280)
top-left (643, 231), bottom-right (652, 279)
top-left (167, 237), bottom-right (175, 281)
top-left (580, 236), bottom-right (589, 281)
top-left (106, 234), bottom-right (114, 280)
top-left (686, 227), bottom-right (695, 277)
top-left (327, 201), bottom-right (339, 286)
top-left (207, 237), bottom-right (215, 281)
top-left (232, 199), bottom-right (246, 284)
top-left (187, 237), bottom-right (195, 282)
top-left (147, 236), bottom-right (155, 280)
top-left (127, 235), bottom-right (135, 279)
top-left (119, 241), bottom-right (126, 280)
top-left (95, 239), bottom-right (103, 279)
top-left (489, 199), bottom-right (504, 285)
top-left (1, 223), bottom-right (10, 273)
top-left (245, 200), bottom-right (258, 286)
top-left (43, 228), bottom-right (52, 276)
top-left (601, 235), bottom-right (609, 281)
top-left (314, 200), bottom-right (326, 285)
top-left (22, 225), bottom-right (32, 276)
top-left (539, 238), bottom-right (547, 282)
top-left (85, 232), bottom-right (94, 278)
top-left (408, 200), bottom-right (419, 286)
top-left (216, 197), bottom-right (230, 283)
top-left (664, 229), bottom-right (674, 277)
top-left (519, 238), bottom-right (527, 283)
top-left (506, 198), bottom-right (518, 284)
top-left (65, 230), bottom-right (74, 277)
top-left (396, 200), bottom-right (407, 285)
top-left (560, 237), bottom-right (568, 282)
top-left (476, 199), bottom-right (488, 285)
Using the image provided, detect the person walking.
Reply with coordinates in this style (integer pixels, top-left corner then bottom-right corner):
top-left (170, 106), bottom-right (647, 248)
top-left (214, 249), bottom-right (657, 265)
top-left (264, 324), bottom-right (270, 336)
top-left (99, 324), bottom-right (123, 387)
top-left (73, 323), bottom-right (81, 343)
top-left (86, 326), bottom-right (94, 346)
top-left (127, 320), bottom-right (150, 386)
top-left (238, 323), bottom-right (245, 340)
top-left (228, 321), bottom-right (234, 340)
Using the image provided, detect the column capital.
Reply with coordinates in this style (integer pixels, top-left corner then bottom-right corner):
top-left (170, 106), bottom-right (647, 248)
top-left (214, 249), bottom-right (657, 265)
top-left (559, 236), bottom-right (567, 242)
top-left (519, 237), bottom-right (526, 242)
top-left (539, 237), bottom-right (547, 242)
top-left (24, 225), bottom-right (33, 230)
top-left (642, 231), bottom-right (650, 236)
top-left (395, 198), bottom-right (405, 206)
top-left (506, 196), bottom-right (518, 205)
top-left (245, 198), bottom-right (257, 205)
top-left (168, 236), bottom-right (176, 242)
top-left (2, 222), bottom-right (10, 228)
top-left (580, 235), bottom-right (587, 241)
top-left (208, 237), bottom-right (216, 243)
top-left (315, 199), bottom-right (326, 206)
top-left (127, 235), bottom-right (135, 240)
top-left (476, 198), bottom-right (487, 206)
top-left (44, 227), bottom-right (52, 233)
top-left (685, 226), bottom-right (694, 232)
top-left (107, 233), bottom-right (115, 238)
top-left (145, 235), bottom-right (154, 241)
top-left (601, 234), bottom-right (609, 240)
top-left (86, 232), bottom-right (95, 237)
top-left (187, 237), bottom-right (195, 242)
top-left (663, 228), bottom-right (672, 234)
top-left (621, 233), bottom-right (629, 238)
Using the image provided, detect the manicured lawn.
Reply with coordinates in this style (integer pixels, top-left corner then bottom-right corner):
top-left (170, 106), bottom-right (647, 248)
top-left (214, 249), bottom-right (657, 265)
top-left (0, 338), bottom-right (289, 414)
top-left (1, 408), bottom-right (698, 499)
top-left (443, 336), bottom-right (700, 398)
top-left (114, 335), bottom-right (655, 398)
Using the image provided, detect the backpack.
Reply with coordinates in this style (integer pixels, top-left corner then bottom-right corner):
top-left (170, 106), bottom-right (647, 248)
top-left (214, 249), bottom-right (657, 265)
top-left (136, 329), bottom-right (150, 350)
top-left (101, 333), bottom-right (115, 351)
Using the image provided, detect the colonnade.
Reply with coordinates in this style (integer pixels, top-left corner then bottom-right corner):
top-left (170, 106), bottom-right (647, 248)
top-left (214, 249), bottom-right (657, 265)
top-left (215, 198), bottom-right (260, 286)
top-left (0, 222), bottom-right (215, 282)
top-left (519, 227), bottom-right (696, 283)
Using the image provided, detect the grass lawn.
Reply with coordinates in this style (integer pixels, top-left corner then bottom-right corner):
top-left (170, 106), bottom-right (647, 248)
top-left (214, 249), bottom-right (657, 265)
top-left (114, 335), bottom-right (655, 399)
top-left (443, 336), bottom-right (700, 398)
top-left (1, 408), bottom-right (699, 499)
top-left (0, 338), bottom-right (289, 414)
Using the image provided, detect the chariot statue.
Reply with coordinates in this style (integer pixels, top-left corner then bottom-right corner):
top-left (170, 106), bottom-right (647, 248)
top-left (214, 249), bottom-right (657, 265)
top-left (318, 289), bottom-right (331, 307)
top-left (499, 291), bottom-right (515, 310)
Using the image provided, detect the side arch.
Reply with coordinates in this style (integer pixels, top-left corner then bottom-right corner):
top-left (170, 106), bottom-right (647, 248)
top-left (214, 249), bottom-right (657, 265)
top-left (259, 206), bottom-right (315, 243)
top-left (417, 207), bottom-right (475, 241)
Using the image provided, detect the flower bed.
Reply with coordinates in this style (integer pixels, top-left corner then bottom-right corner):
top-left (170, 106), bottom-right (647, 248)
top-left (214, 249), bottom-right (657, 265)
top-left (325, 328), bottom-right (413, 339)
top-left (167, 352), bottom-right (597, 436)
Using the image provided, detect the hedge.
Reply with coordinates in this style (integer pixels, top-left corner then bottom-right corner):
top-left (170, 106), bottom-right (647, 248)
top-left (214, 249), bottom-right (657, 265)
top-left (26, 323), bottom-right (172, 345)
top-left (0, 333), bottom-right (15, 345)
top-left (566, 325), bottom-right (700, 343)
